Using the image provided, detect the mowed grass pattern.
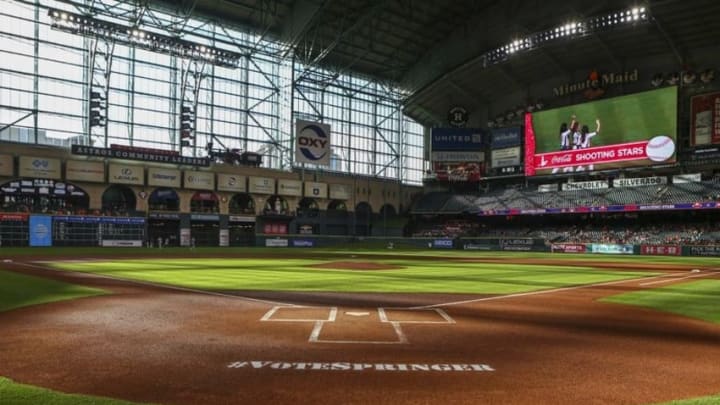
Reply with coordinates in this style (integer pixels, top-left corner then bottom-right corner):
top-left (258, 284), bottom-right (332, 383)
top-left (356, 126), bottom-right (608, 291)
top-left (0, 270), bottom-right (105, 312)
top-left (52, 258), bottom-right (655, 294)
top-left (602, 280), bottom-right (720, 324)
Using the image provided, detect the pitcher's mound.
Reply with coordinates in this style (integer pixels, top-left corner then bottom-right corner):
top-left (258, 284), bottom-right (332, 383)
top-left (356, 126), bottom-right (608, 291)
top-left (310, 261), bottom-right (403, 271)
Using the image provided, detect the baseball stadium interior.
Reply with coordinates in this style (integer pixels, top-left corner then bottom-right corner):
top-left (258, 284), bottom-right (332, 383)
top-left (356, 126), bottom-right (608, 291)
top-left (2, 0), bottom-right (720, 253)
top-left (3, 0), bottom-right (720, 404)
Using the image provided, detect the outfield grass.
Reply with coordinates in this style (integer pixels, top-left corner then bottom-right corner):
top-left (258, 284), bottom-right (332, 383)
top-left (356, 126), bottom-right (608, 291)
top-left (655, 394), bottom-right (720, 405)
top-left (51, 258), bottom-right (657, 294)
top-left (0, 270), bottom-right (105, 312)
top-left (0, 377), bottom-right (147, 405)
top-left (602, 280), bottom-right (720, 324)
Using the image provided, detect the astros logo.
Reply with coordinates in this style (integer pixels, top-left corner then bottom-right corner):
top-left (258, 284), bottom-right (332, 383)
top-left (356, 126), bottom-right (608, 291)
top-left (297, 123), bottom-right (329, 162)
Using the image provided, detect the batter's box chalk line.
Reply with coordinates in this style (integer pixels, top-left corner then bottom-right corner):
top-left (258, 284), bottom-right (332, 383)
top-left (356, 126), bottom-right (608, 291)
top-left (260, 306), bottom-right (455, 345)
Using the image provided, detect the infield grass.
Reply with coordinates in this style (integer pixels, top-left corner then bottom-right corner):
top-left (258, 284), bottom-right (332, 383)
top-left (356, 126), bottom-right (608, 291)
top-left (51, 257), bottom-right (657, 294)
top-left (0, 270), bottom-right (105, 312)
top-left (0, 377), bottom-right (147, 405)
top-left (602, 280), bottom-right (720, 324)
top-left (654, 393), bottom-right (720, 405)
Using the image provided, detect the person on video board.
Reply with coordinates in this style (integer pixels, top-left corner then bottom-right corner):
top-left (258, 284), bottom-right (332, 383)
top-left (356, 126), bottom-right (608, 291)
top-left (552, 115), bottom-right (577, 174)
top-left (574, 119), bottom-right (601, 172)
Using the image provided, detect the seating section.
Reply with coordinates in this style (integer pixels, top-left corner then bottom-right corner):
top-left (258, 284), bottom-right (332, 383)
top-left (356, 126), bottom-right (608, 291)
top-left (412, 181), bottom-right (720, 214)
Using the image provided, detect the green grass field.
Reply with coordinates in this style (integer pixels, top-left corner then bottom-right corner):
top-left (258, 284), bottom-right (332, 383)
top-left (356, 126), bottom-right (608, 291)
top-left (0, 270), bottom-right (105, 312)
top-left (602, 280), bottom-right (720, 324)
top-left (50, 257), bottom-right (656, 295)
top-left (0, 377), bottom-right (148, 405)
top-left (1, 250), bottom-right (719, 405)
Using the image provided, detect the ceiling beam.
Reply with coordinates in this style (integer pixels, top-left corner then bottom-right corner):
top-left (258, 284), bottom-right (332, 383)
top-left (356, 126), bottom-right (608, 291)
top-left (302, 1), bottom-right (386, 68)
top-left (447, 80), bottom-right (486, 109)
top-left (279, 0), bottom-right (329, 58)
top-left (651, 14), bottom-right (685, 66)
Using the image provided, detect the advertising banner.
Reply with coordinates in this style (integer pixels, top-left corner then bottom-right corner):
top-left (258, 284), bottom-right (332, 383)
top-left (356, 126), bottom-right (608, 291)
top-left (292, 239), bottom-right (314, 247)
top-left (19, 156), bottom-right (61, 180)
top-left (490, 127), bottom-right (522, 149)
top-left (0, 213), bottom-right (28, 221)
top-left (431, 151), bottom-right (485, 162)
top-left (538, 184), bottom-right (558, 192)
top-left (278, 179), bottom-right (302, 197)
top-left (690, 91), bottom-right (720, 146)
top-left (29, 215), bottom-right (52, 247)
top-left (685, 245), bottom-right (720, 257)
top-left (295, 120), bottom-right (331, 166)
top-left (588, 243), bottom-right (634, 254)
top-left (148, 168), bottom-right (181, 188)
top-left (108, 164), bottom-right (144, 185)
top-left (673, 173), bottom-right (701, 183)
top-left (0, 154), bottom-right (13, 177)
top-left (640, 245), bottom-right (680, 256)
top-left (329, 184), bottom-right (352, 200)
top-left (525, 87), bottom-right (678, 176)
top-left (304, 181), bottom-right (328, 199)
top-left (490, 147), bottom-right (521, 168)
top-left (65, 160), bottom-right (105, 183)
top-left (101, 240), bottom-right (143, 247)
top-left (183, 171), bottom-right (215, 190)
top-left (613, 176), bottom-right (667, 188)
top-left (551, 244), bottom-right (586, 253)
top-left (217, 173), bottom-right (246, 192)
top-left (431, 128), bottom-right (484, 151)
top-left (432, 239), bottom-right (454, 249)
top-left (248, 176), bottom-right (275, 194)
top-left (266, 238), bottom-right (289, 247)
top-left (561, 180), bottom-right (609, 191)
top-left (180, 228), bottom-right (190, 247)
top-left (432, 162), bottom-right (483, 182)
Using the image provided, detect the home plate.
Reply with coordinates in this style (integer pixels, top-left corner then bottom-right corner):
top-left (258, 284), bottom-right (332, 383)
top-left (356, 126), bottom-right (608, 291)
top-left (345, 311), bottom-right (370, 317)
top-left (2, 259), bottom-right (12, 263)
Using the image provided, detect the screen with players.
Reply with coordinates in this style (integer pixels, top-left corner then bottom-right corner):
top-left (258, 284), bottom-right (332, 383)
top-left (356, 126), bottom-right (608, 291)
top-left (524, 86), bottom-right (678, 176)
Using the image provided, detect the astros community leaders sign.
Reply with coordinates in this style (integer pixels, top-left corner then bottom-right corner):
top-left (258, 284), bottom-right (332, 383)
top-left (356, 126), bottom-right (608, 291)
top-left (72, 145), bottom-right (210, 166)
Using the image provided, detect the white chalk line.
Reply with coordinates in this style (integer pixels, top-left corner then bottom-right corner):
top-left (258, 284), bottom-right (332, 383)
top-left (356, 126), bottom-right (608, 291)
top-left (409, 273), bottom-right (681, 310)
top-left (639, 270), bottom-right (720, 286)
top-left (262, 306), bottom-right (454, 345)
top-left (19, 261), bottom-right (296, 307)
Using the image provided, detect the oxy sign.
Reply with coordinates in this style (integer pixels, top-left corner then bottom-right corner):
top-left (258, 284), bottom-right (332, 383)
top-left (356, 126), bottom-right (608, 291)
top-left (296, 120), bottom-right (331, 166)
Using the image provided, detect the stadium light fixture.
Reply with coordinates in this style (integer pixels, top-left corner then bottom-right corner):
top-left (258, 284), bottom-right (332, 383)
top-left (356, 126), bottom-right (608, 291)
top-left (47, 8), bottom-right (244, 68)
top-left (485, 6), bottom-right (649, 65)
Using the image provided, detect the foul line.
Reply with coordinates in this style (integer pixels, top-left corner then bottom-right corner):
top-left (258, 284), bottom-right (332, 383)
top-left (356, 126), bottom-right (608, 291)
top-left (409, 273), bottom-right (680, 310)
top-left (18, 261), bottom-right (296, 307)
top-left (639, 270), bottom-right (719, 286)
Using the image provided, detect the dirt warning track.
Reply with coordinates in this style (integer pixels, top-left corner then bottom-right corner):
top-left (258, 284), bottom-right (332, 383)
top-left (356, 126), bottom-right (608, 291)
top-left (0, 256), bottom-right (719, 405)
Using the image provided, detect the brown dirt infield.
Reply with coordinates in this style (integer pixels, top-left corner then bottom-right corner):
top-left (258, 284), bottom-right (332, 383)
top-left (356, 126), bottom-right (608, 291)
top-left (1, 254), bottom-right (719, 405)
top-left (308, 261), bottom-right (405, 270)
